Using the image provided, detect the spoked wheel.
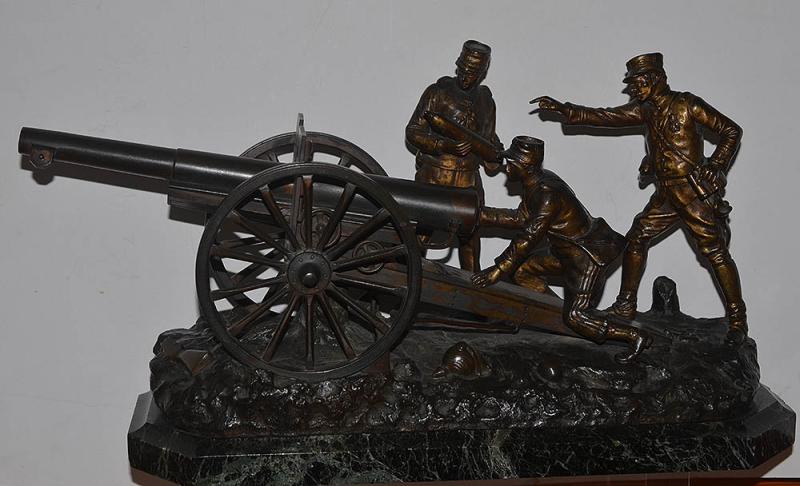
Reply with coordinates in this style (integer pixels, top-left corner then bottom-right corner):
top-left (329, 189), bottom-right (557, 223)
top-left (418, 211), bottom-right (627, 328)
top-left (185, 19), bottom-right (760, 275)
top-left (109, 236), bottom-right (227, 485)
top-left (214, 119), bottom-right (387, 309)
top-left (241, 131), bottom-right (388, 176)
top-left (197, 162), bottom-right (421, 381)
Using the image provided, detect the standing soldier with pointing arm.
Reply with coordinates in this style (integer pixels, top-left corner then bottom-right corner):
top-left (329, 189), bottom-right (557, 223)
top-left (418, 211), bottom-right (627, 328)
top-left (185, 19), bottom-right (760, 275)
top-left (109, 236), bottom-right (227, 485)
top-left (532, 53), bottom-right (747, 345)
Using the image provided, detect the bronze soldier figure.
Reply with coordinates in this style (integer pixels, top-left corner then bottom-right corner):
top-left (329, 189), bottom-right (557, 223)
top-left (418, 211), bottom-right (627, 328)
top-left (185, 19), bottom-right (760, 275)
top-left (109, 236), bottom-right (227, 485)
top-left (532, 53), bottom-right (747, 345)
top-left (472, 136), bottom-right (651, 364)
top-left (406, 40), bottom-right (504, 271)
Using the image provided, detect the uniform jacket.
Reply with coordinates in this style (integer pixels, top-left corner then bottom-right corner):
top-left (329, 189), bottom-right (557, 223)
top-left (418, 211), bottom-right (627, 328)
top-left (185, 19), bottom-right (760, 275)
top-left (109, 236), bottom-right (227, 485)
top-left (564, 90), bottom-right (741, 178)
top-left (482, 170), bottom-right (626, 271)
top-left (406, 76), bottom-right (500, 178)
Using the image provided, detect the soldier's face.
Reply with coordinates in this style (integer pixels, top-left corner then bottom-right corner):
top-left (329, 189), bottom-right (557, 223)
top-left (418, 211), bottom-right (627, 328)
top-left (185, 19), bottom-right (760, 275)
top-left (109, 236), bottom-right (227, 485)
top-left (455, 63), bottom-right (486, 91)
top-left (504, 159), bottom-right (530, 180)
top-left (626, 74), bottom-right (653, 102)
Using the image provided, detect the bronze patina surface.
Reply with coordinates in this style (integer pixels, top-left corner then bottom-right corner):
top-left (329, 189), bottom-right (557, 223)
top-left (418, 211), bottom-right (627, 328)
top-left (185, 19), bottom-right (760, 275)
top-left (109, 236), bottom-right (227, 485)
top-left (17, 120), bottom-right (572, 383)
top-left (472, 136), bottom-right (651, 363)
top-left (533, 52), bottom-right (747, 345)
top-left (406, 40), bottom-right (504, 271)
top-left (15, 47), bottom-right (793, 484)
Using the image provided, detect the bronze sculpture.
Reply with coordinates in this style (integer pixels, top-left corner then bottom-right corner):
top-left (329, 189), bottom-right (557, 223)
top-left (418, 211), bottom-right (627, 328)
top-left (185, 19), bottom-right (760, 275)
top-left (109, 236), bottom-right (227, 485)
top-left (406, 40), bottom-right (504, 271)
top-left (532, 52), bottom-right (747, 345)
top-left (472, 136), bottom-right (651, 363)
top-left (15, 49), bottom-right (794, 485)
top-left (18, 122), bottom-right (576, 381)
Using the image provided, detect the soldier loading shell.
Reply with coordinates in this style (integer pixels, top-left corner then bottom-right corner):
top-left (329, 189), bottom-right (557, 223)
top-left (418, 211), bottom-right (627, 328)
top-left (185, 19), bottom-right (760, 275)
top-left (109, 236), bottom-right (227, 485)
top-left (405, 40), bottom-right (504, 271)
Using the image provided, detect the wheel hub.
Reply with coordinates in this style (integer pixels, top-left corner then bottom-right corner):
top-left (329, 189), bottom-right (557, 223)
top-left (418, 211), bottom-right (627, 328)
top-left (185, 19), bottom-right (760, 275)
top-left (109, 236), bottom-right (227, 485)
top-left (301, 270), bottom-right (320, 288)
top-left (287, 250), bottom-right (331, 295)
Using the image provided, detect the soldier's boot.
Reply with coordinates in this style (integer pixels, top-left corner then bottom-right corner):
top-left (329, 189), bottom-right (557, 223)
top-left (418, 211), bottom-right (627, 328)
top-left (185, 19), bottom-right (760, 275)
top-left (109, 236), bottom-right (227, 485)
top-left (564, 290), bottom-right (649, 364)
top-left (708, 253), bottom-right (748, 346)
top-left (605, 242), bottom-right (648, 321)
top-left (606, 324), bottom-right (652, 364)
top-left (725, 301), bottom-right (748, 346)
top-left (605, 291), bottom-right (638, 321)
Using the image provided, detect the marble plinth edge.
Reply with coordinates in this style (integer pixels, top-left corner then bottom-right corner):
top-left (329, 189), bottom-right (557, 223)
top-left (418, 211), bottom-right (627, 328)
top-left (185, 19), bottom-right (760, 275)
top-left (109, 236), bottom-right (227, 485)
top-left (127, 385), bottom-right (794, 485)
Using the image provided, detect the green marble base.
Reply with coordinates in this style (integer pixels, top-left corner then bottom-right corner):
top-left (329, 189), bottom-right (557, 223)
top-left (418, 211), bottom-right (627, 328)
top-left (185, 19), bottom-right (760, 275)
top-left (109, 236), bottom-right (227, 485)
top-left (128, 386), bottom-right (794, 485)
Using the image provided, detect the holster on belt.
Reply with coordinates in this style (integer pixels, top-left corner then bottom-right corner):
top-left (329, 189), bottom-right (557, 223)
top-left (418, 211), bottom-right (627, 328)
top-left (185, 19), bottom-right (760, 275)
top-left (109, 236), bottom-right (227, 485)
top-left (651, 123), bottom-right (733, 218)
top-left (687, 161), bottom-right (732, 217)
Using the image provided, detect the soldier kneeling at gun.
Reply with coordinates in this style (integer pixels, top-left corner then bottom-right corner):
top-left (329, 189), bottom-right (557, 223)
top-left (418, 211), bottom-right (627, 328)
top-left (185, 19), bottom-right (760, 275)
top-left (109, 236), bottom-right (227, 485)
top-left (472, 136), bottom-right (651, 363)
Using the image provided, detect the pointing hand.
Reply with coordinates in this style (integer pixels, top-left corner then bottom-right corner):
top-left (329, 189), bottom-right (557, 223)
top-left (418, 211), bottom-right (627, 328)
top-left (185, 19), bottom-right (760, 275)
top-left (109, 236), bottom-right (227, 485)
top-left (530, 96), bottom-right (567, 115)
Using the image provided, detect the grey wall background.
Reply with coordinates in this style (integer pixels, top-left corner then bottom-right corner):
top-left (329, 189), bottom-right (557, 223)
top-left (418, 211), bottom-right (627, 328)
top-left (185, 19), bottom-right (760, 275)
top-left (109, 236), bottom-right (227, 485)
top-left (1, 1), bottom-right (797, 484)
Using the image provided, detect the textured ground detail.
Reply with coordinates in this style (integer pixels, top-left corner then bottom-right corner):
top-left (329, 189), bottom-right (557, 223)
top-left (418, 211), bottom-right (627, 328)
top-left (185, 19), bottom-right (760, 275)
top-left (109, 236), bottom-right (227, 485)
top-left (150, 304), bottom-right (759, 437)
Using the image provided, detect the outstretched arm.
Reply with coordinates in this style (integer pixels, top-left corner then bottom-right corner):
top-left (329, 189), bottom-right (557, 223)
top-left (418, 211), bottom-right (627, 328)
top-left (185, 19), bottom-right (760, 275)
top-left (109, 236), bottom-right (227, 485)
top-left (531, 96), bottom-right (643, 128)
top-left (472, 193), bottom-right (557, 287)
top-left (480, 203), bottom-right (526, 230)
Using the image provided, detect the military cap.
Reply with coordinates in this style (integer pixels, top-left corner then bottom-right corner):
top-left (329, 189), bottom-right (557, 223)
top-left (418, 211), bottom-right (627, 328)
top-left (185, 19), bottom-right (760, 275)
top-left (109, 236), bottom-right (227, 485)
top-left (504, 136), bottom-right (544, 165)
top-left (456, 40), bottom-right (491, 69)
top-left (623, 52), bottom-right (664, 82)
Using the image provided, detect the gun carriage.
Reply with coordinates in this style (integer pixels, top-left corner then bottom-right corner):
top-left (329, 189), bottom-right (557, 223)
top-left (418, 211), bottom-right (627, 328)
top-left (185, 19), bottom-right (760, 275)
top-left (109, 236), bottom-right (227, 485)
top-left (19, 116), bottom-right (572, 381)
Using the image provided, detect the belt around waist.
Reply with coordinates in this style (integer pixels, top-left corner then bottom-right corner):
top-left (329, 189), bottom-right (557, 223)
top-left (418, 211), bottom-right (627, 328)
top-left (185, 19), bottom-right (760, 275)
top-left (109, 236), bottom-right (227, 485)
top-left (657, 175), bottom-right (690, 186)
top-left (417, 153), bottom-right (480, 172)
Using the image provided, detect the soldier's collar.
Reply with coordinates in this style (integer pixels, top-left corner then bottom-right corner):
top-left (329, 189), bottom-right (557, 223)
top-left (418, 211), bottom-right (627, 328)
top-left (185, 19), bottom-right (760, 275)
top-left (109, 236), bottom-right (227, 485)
top-left (522, 168), bottom-right (544, 187)
top-left (650, 89), bottom-right (676, 110)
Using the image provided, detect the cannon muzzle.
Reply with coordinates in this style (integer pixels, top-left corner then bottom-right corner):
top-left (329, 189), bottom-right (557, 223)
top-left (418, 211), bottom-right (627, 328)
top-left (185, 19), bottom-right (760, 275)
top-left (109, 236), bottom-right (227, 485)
top-left (20, 127), bottom-right (176, 178)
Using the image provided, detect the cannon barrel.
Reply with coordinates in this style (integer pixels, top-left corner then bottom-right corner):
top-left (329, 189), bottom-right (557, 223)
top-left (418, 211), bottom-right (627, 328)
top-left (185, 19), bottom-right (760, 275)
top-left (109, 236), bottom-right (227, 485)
top-left (19, 127), bottom-right (480, 235)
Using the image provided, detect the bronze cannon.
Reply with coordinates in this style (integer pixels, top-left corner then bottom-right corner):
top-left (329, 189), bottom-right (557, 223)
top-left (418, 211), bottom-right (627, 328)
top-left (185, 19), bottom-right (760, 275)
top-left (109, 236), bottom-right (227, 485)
top-left (18, 117), bottom-right (571, 381)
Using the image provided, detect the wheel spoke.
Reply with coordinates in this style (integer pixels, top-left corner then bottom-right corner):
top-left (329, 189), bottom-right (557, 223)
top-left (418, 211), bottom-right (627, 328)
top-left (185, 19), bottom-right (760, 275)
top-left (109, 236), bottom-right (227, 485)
top-left (338, 153), bottom-right (352, 168)
top-left (211, 275), bottom-right (285, 300)
top-left (259, 188), bottom-right (300, 249)
top-left (327, 283), bottom-right (390, 335)
top-left (331, 273), bottom-right (405, 297)
top-left (211, 246), bottom-right (287, 269)
top-left (290, 176), bottom-right (303, 246)
top-left (217, 236), bottom-right (260, 249)
top-left (332, 245), bottom-right (406, 272)
top-left (326, 209), bottom-right (391, 260)
top-left (265, 151), bottom-right (279, 163)
top-left (227, 284), bottom-right (289, 337)
top-left (231, 210), bottom-right (290, 257)
top-left (213, 246), bottom-right (277, 301)
top-left (302, 175), bottom-right (314, 248)
top-left (317, 292), bottom-right (356, 360)
top-left (304, 295), bottom-right (315, 368)
top-left (257, 279), bottom-right (290, 310)
top-left (316, 182), bottom-right (356, 251)
top-left (261, 293), bottom-right (302, 362)
top-left (229, 259), bottom-right (275, 285)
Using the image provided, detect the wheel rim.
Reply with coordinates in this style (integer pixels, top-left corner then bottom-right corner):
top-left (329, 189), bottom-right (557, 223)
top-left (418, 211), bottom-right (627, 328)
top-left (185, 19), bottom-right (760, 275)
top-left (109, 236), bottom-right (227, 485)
top-left (215, 131), bottom-right (388, 309)
top-left (197, 163), bottom-right (421, 380)
top-left (241, 131), bottom-right (388, 176)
